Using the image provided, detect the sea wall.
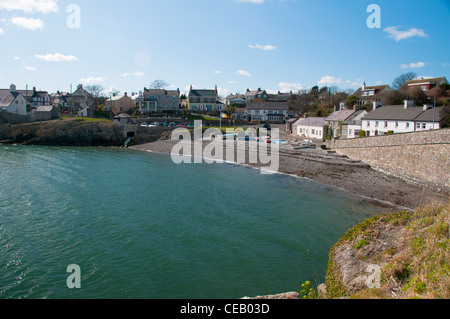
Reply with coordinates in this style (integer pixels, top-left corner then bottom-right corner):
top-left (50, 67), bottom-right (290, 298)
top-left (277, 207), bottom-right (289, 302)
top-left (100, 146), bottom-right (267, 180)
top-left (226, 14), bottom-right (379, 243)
top-left (327, 129), bottom-right (450, 194)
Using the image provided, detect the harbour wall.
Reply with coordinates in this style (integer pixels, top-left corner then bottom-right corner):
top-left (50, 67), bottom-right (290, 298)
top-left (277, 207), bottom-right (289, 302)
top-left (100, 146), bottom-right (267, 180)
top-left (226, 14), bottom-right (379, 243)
top-left (327, 129), bottom-right (450, 194)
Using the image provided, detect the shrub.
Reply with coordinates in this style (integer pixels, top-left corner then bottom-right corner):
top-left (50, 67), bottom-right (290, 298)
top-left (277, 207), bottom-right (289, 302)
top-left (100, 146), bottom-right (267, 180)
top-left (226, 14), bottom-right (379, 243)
top-left (359, 130), bottom-right (366, 138)
top-left (300, 281), bottom-right (319, 299)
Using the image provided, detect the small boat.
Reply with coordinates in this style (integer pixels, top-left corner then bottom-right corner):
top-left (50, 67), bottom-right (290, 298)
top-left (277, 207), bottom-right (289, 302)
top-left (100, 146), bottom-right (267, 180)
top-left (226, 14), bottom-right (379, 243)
top-left (291, 140), bottom-right (315, 150)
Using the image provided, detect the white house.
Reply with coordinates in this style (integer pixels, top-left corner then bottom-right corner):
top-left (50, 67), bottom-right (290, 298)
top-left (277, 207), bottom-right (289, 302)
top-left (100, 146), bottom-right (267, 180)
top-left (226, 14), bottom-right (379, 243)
top-left (361, 100), bottom-right (442, 136)
top-left (246, 102), bottom-right (291, 122)
top-left (294, 117), bottom-right (326, 140)
top-left (0, 84), bottom-right (28, 116)
top-left (414, 106), bottom-right (443, 131)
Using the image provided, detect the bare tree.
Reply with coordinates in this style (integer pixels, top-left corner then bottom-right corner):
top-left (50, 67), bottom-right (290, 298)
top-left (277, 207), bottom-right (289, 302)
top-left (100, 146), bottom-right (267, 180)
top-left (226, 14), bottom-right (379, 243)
top-left (150, 80), bottom-right (169, 90)
top-left (392, 72), bottom-right (417, 90)
top-left (85, 85), bottom-right (104, 98)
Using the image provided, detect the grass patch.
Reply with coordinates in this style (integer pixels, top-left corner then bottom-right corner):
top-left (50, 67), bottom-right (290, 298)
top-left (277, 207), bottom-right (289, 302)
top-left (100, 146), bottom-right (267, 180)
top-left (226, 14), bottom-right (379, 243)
top-left (325, 202), bottom-right (449, 299)
top-left (63, 117), bottom-right (111, 123)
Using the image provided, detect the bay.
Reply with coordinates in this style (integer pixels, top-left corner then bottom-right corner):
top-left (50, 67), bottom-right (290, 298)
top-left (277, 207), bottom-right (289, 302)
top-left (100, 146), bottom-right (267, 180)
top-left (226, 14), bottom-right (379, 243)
top-left (0, 145), bottom-right (383, 299)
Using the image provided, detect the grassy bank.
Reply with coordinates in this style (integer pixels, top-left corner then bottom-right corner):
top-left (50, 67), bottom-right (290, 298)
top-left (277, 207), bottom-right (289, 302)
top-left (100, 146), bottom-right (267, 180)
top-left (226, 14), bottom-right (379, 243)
top-left (317, 202), bottom-right (449, 299)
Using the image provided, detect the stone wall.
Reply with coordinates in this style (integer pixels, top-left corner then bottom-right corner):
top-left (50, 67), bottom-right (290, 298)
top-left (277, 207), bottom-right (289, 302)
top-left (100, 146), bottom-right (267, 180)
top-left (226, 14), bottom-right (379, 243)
top-left (0, 112), bottom-right (31, 124)
top-left (327, 129), bottom-right (450, 194)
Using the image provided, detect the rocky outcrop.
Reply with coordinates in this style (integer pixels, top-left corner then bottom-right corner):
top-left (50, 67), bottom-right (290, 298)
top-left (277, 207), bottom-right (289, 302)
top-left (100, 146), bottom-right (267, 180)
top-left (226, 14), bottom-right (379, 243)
top-left (0, 119), bottom-right (175, 147)
top-left (0, 119), bottom-right (125, 146)
top-left (242, 292), bottom-right (300, 300)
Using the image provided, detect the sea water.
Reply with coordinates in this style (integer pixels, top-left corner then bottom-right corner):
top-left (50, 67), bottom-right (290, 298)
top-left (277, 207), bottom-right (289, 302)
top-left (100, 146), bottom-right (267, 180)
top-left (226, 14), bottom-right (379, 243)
top-left (0, 145), bottom-right (383, 299)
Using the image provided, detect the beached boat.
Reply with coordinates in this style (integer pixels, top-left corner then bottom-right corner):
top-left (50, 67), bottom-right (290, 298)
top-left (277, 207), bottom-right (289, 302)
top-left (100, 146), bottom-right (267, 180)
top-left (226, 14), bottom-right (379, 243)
top-left (291, 140), bottom-right (315, 150)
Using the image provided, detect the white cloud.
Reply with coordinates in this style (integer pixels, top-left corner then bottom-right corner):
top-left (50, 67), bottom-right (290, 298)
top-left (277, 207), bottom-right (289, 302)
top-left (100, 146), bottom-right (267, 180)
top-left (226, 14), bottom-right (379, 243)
top-left (214, 70), bottom-right (222, 74)
top-left (318, 76), bottom-right (343, 86)
top-left (0, 0), bottom-right (58, 14)
top-left (401, 62), bottom-right (426, 69)
top-left (249, 44), bottom-right (277, 51)
top-left (11, 17), bottom-right (44, 31)
top-left (24, 66), bottom-right (36, 71)
top-left (344, 79), bottom-right (364, 87)
top-left (80, 77), bottom-right (108, 84)
top-left (35, 53), bottom-right (78, 62)
top-left (278, 82), bottom-right (305, 92)
top-left (217, 87), bottom-right (231, 97)
top-left (236, 70), bottom-right (252, 77)
top-left (13, 56), bottom-right (20, 60)
top-left (384, 26), bottom-right (428, 42)
top-left (133, 71), bottom-right (145, 77)
top-left (122, 71), bottom-right (145, 77)
top-left (0, 28), bottom-right (4, 35)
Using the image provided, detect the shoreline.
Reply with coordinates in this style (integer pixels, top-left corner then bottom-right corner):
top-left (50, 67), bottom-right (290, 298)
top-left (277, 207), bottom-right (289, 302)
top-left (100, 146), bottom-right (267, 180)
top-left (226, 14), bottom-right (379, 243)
top-left (130, 139), bottom-right (448, 211)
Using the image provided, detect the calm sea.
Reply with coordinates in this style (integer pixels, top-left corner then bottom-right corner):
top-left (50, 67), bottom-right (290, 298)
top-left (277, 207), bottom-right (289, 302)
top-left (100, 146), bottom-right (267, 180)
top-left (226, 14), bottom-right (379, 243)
top-left (0, 145), bottom-right (383, 299)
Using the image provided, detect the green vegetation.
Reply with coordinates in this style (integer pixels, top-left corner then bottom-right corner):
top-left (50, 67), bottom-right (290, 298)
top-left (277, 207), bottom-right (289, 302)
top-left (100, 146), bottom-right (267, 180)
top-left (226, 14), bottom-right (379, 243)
top-left (62, 117), bottom-right (111, 123)
top-left (187, 114), bottom-right (220, 121)
top-left (323, 202), bottom-right (450, 299)
top-left (299, 281), bottom-right (319, 299)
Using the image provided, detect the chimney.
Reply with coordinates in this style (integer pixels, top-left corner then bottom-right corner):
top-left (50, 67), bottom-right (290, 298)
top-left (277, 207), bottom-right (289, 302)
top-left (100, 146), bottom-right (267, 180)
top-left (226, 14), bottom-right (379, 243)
top-left (362, 82), bottom-right (366, 90)
top-left (215, 85), bottom-right (217, 92)
top-left (334, 105), bottom-right (337, 112)
top-left (124, 92), bottom-right (127, 97)
top-left (247, 89), bottom-right (250, 93)
top-left (10, 84), bottom-right (16, 93)
top-left (404, 100), bottom-right (414, 109)
top-left (190, 85), bottom-right (193, 91)
top-left (423, 104), bottom-right (432, 111)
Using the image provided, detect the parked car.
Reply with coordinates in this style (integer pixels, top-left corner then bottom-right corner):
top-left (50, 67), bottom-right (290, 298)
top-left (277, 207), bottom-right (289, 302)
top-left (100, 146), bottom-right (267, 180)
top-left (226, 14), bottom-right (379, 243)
top-left (141, 123), bottom-right (149, 127)
top-left (149, 122), bottom-right (159, 127)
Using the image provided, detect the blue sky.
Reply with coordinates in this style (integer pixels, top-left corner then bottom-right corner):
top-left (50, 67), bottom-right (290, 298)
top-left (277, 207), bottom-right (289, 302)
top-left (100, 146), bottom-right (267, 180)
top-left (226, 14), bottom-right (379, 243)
top-left (0, 0), bottom-right (449, 97)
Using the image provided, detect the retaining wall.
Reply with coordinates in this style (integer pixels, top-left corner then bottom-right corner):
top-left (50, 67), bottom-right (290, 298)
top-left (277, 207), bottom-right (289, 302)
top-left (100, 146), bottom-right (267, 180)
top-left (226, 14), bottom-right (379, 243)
top-left (327, 129), bottom-right (450, 194)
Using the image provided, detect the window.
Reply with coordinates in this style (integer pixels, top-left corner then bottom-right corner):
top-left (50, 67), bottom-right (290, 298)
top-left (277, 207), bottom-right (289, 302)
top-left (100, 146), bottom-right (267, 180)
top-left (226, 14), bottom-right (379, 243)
top-left (384, 122), bottom-right (388, 128)
top-left (406, 123), bottom-right (410, 128)
top-left (312, 129), bottom-right (316, 135)
top-left (376, 121), bottom-right (379, 128)
top-left (367, 121), bottom-right (371, 127)
top-left (422, 124), bottom-right (426, 129)
top-left (416, 123), bottom-right (421, 130)
top-left (395, 122), bottom-right (399, 128)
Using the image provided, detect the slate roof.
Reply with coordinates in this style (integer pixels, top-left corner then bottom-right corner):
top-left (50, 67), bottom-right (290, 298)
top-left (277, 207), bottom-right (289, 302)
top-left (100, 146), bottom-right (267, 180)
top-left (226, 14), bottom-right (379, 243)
top-left (189, 89), bottom-right (217, 98)
top-left (246, 102), bottom-right (289, 111)
top-left (362, 105), bottom-right (426, 121)
top-left (325, 109), bottom-right (355, 122)
top-left (293, 117), bottom-right (325, 128)
top-left (36, 105), bottom-right (55, 112)
top-left (0, 90), bottom-right (20, 107)
top-left (342, 110), bottom-right (368, 125)
top-left (403, 77), bottom-right (448, 87)
top-left (414, 107), bottom-right (444, 122)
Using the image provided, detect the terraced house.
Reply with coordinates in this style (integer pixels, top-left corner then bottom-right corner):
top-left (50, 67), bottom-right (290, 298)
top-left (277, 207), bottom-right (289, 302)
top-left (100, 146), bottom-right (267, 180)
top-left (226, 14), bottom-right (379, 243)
top-left (188, 85), bottom-right (223, 112)
top-left (141, 88), bottom-right (180, 113)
